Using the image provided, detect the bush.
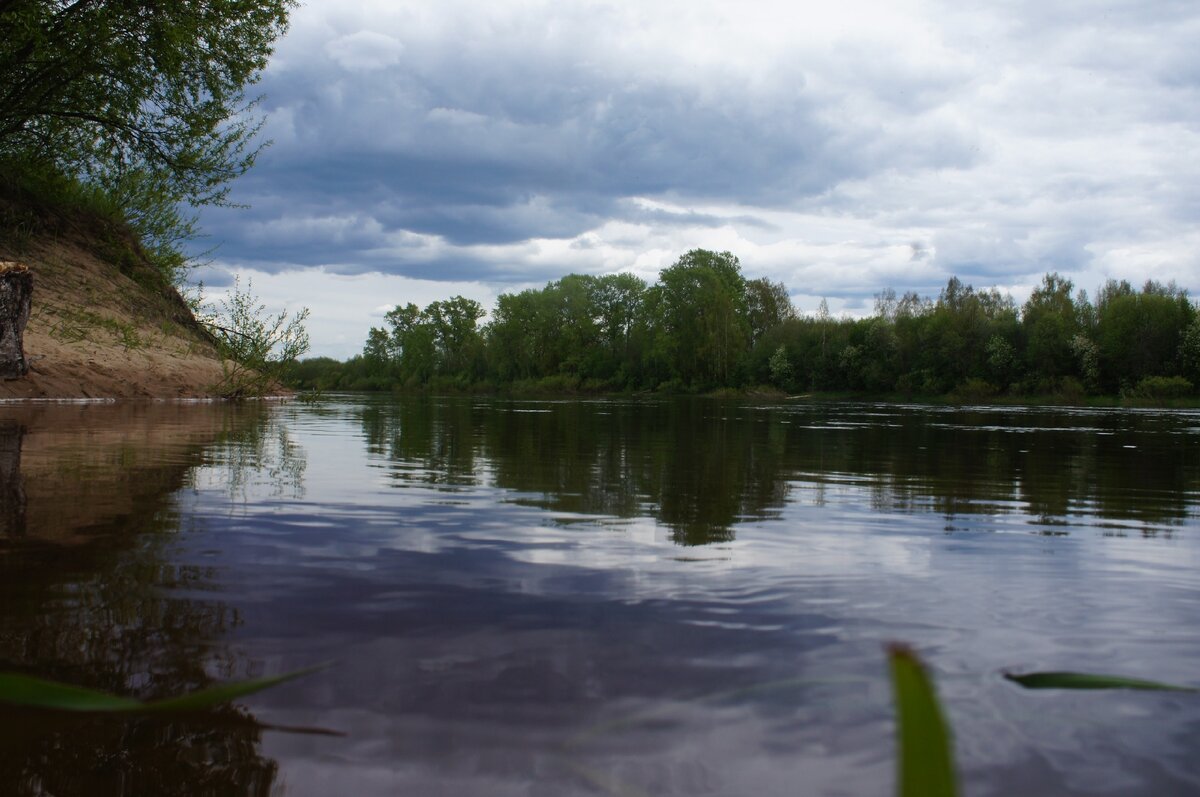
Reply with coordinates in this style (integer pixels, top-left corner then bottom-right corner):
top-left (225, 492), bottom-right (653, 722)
top-left (949, 378), bottom-right (998, 403)
top-left (1055, 376), bottom-right (1087, 404)
top-left (1132, 375), bottom-right (1194, 400)
top-left (199, 278), bottom-right (310, 398)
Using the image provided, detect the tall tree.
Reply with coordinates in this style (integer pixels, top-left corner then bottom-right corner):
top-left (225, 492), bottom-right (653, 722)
top-left (1022, 273), bottom-right (1082, 382)
top-left (654, 250), bottom-right (750, 388)
top-left (0, 1), bottom-right (294, 208)
top-left (745, 277), bottom-right (795, 346)
top-left (425, 296), bottom-right (486, 378)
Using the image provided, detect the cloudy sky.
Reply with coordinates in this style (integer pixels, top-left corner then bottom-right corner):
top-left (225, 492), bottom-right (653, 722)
top-left (195, 0), bottom-right (1200, 359)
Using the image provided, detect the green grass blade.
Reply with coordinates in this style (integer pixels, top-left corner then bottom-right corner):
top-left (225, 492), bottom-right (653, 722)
top-left (0, 663), bottom-right (329, 713)
top-left (143, 663), bottom-right (330, 712)
top-left (1004, 671), bottom-right (1197, 692)
top-left (888, 644), bottom-right (958, 797)
top-left (0, 673), bottom-right (143, 712)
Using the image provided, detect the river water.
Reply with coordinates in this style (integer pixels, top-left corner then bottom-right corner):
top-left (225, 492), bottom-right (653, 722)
top-left (1, 396), bottom-right (1198, 796)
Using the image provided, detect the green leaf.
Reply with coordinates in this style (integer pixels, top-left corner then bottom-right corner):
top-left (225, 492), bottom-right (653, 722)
top-left (1004, 671), bottom-right (1197, 692)
top-left (0, 664), bottom-right (328, 713)
top-left (0, 673), bottom-right (143, 712)
top-left (142, 664), bottom-right (329, 712)
top-left (888, 644), bottom-right (958, 797)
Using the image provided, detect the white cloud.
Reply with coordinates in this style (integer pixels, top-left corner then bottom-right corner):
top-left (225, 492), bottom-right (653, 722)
top-left (323, 31), bottom-right (405, 72)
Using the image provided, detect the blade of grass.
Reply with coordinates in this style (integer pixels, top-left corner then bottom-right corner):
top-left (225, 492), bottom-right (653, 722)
top-left (0, 663), bottom-right (329, 713)
top-left (144, 663), bottom-right (330, 712)
top-left (888, 643), bottom-right (958, 797)
top-left (1004, 671), bottom-right (1197, 692)
top-left (0, 673), bottom-right (143, 712)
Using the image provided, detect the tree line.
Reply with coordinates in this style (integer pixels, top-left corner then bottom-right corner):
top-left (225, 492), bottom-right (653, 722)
top-left (291, 249), bottom-right (1200, 399)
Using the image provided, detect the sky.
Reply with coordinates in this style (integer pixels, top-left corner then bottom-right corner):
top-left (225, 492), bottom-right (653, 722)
top-left (194, 0), bottom-right (1200, 359)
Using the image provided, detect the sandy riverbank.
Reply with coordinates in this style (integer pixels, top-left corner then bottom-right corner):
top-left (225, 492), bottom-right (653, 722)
top-left (0, 232), bottom-right (232, 399)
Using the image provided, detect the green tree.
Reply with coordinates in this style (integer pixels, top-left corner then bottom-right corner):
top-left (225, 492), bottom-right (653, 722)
top-left (768, 344), bottom-right (793, 389)
top-left (1022, 273), bottom-right (1081, 383)
top-left (388, 303), bottom-right (435, 383)
top-left (983, 334), bottom-right (1010, 383)
top-left (590, 273), bottom-right (647, 381)
top-left (1182, 317), bottom-right (1200, 384)
top-left (0, 0), bottom-right (294, 279)
top-left (546, 274), bottom-right (602, 377)
top-left (425, 296), bottom-right (486, 378)
top-left (486, 290), bottom-right (541, 382)
top-left (0, 0), bottom-right (294, 207)
top-left (745, 277), bottom-right (794, 345)
top-left (1095, 280), bottom-right (1194, 390)
top-left (652, 250), bottom-right (750, 388)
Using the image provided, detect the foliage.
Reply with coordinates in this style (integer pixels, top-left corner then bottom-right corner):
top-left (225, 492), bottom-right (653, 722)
top-left (767, 344), bottom-right (793, 389)
top-left (1130, 375), bottom-right (1194, 400)
top-left (200, 278), bottom-right (310, 398)
top-left (1023, 273), bottom-right (1082, 379)
top-left (888, 645), bottom-right (958, 797)
top-left (368, 295), bottom-right (486, 386)
top-left (0, 664), bottom-right (326, 713)
top-left (887, 650), bottom-right (1198, 797)
top-left (1183, 317), bottom-right (1200, 383)
top-left (652, 250), bottom-right (750, 388)
top-left (745, 277), bottom-right (795, 345)
top-left (0, 0), bottom-right (293, 207)
top-left (1004, 671), bottom-right (1196, 691)
top-left (1069, 334), bottom-right (1100, 393)
top-left (949, 378), bottom-right (998, 403)
top-left (0, 1), bottom-right (295, 282)
top-left (1094, 280), bottom-right (1194, 392)
top-left (290, 250), bottom-right (1199, 400)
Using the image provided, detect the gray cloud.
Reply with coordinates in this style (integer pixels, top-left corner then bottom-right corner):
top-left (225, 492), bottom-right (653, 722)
top-left (201, 0), bottom-right (984, 267)
top-left (192, 0), bottom-right (1200, 357)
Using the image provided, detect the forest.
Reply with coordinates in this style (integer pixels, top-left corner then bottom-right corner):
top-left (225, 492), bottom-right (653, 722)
top-left (290, 249), bottom-right (1200, 400)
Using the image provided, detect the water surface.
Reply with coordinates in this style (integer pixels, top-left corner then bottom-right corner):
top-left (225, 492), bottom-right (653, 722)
top-left (2, 396), bottom-right (1199, 796)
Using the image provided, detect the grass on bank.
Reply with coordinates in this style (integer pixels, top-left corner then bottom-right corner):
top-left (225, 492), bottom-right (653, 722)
top-left (0, 159), bottom-right (191, 290)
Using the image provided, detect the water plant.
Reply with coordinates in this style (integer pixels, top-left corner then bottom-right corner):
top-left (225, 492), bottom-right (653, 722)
top-left (0, 664), bottom-right (326, 713)
top-left (1004, 670), bottom-right (1196, 692)
top-left (888, 644), bottom-right (958, 797)
top-left (889, 646), bottom-right (1198, 797)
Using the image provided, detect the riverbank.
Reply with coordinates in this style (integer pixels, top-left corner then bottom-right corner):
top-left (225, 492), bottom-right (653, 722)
top-left (306, 382), bottom-right (1200, 410)
top-left (0, 193), bottom-right (232, 399)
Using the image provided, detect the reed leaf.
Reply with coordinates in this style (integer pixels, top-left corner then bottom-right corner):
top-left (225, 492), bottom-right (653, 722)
top-left (888, 644), bottom-right (958, 797)
top-left (0, 664), bottom-right (328, 713)
top-left (0, 673), bottom-right (142, 712)
top-left (1004, 671), bottom-right (1197, 692)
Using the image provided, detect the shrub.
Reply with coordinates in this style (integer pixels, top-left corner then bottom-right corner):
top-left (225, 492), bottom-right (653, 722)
top-left (1055, 376), bottom-right (1086, 404)
top-left (199, 278), bottom-right (310, 398)
top-left (1132, 375), bottom-right (1194, 400)
top-left (949, 378), bottom-right (997, 403)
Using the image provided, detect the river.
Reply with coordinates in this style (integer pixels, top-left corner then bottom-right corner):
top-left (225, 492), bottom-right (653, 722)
top-left (1, 396), bottom-right (1198, 796)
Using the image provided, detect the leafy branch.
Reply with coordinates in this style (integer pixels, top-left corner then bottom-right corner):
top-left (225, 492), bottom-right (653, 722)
top-left (196, 276), bottom-right (309, 398)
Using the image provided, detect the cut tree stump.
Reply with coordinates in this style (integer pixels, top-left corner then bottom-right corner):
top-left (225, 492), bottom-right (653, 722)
top-left (0, 262), bottom-right (32, 380)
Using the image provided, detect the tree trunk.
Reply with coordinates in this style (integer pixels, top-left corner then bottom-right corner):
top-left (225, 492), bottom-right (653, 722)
top-left (0, 264), bottom-right (32, 379)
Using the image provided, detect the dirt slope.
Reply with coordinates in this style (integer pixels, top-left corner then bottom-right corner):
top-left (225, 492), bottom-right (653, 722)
top-left (0, 205), bottom-right (231, 399)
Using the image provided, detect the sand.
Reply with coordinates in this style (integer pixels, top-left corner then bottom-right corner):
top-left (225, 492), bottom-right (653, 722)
top-left (0, 236), bottom-right (232, 400)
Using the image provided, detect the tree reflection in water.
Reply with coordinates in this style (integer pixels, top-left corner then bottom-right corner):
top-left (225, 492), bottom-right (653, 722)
top-left (357, 398), bottom-right (1200, 544)
top-left (0, 402), bottom-right (300, 796)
